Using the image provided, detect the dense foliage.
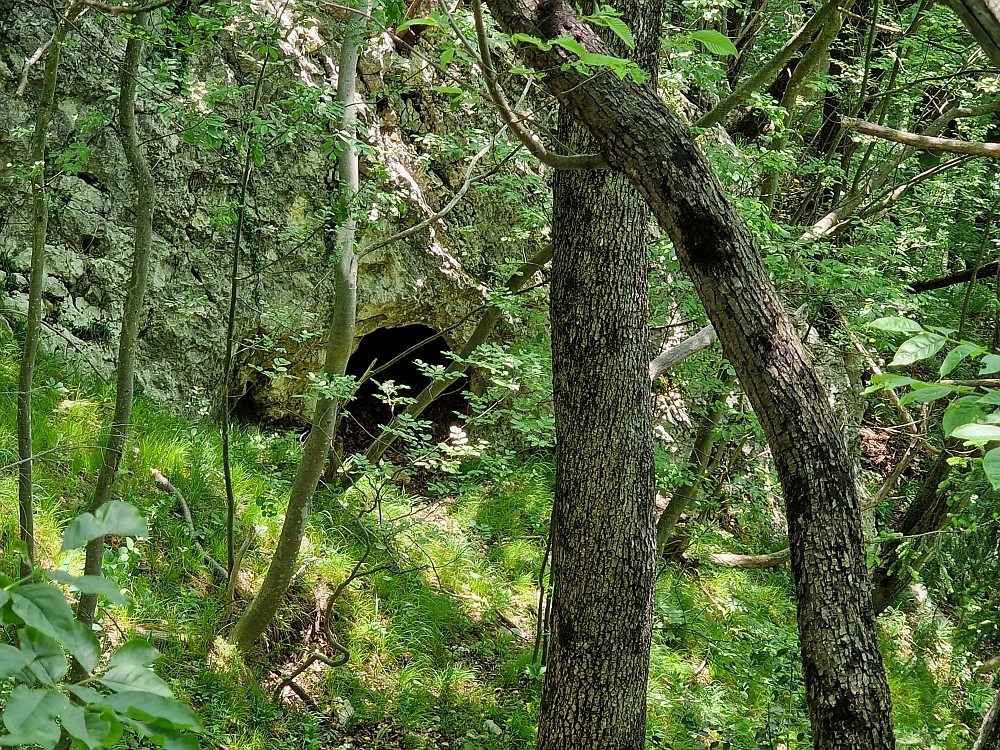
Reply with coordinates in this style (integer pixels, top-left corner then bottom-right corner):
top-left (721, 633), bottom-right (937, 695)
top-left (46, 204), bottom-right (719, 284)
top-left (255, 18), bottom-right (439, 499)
top-left (4, 0), bottom-right (1000, 746)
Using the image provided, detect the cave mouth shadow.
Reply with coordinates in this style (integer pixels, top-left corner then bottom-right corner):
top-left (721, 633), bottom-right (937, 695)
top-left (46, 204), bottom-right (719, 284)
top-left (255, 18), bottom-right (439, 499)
top-left (340, 324), bottom-right (468, 457)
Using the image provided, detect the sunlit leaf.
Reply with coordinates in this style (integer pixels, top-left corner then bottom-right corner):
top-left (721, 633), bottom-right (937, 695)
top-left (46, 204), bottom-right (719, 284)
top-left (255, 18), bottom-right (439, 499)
top-left (62, 501), bottom-right (148, 551)
top-left (44, 571), bottom-right (130, 605)
top-left (868, 316), bottom-right (924, 333)
top-left (689, 29), bottom-right (738, 56)
top-left (984, 448), bottom-right (1000, 490)
top-left (899, 385), bottom-right (954, 405)
top-left (889, 332), bottom-right (946, 366)
top-left (944, 396), bottom-right (986, 437)
top-left (11, 585), bottom-right (99, 673)
top-left (940, 343), bottom-right (982, 377)
top-left (951, 423), bottom-right (1000, 441)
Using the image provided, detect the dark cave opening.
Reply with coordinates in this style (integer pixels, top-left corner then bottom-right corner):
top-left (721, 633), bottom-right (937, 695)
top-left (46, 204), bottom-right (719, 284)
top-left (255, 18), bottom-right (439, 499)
top-left (340, 325), bottom-right (468, 456)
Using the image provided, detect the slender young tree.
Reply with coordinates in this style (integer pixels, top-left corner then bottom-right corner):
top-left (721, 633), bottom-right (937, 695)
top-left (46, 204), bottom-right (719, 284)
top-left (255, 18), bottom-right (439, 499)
top-left (18, 1), bottom-right (84, 578)
top-left (230, 3), bottom-right (370, 650)
top-left (533, 0), bottom-right (661, 745)
top-left (479, 0), bottom-right (897, 746)
top-left (77, 11), bottom-right (157, 629)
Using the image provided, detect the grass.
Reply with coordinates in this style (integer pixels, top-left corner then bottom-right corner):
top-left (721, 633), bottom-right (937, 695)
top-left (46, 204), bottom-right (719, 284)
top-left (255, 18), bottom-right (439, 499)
top-left (0, 331), bottom-right (993, 749)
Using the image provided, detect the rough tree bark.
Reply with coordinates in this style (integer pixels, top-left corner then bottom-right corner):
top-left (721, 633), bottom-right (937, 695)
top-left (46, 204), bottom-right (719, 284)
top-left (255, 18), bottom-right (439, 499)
top-left (480, 0), bottom-right (896, 746)
top-left (18, 1), bottom-right (84, 578)
top-left (230, 4), bottom-right (369, 650)
top-left (77, 11), bottom-right (155, 629)
top-left (535, 0), bottom-right (660, 744)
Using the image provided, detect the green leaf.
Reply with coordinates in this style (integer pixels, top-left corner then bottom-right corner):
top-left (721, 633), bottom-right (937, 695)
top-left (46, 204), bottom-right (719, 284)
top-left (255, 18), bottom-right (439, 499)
top-left (984, 448), bottom-right (1000, 490)
top-left (868, 374), bottom-right (921, 392)
top-left (868, 316), bottom-right (924, 333)
top-left (124, 718), bottom-right (200, 750)
top-left (889, 332), bottom-right (947, 367)
top-left (979, 390), bottom-right (1000, 405)
top-left (109, 640), bottom-right (160, 669)
top-left (20, 628), bottom-right (68, 686)
top-left (100, 662), bottom-right (173, 697)
top-left (688, 29), bottom-right (738, 56)
top-left (941, 343), bottom-right (983, 377)
top-left (11, 585), bottom-right (100, 673)
top-left (944, 396), bottom-right (986, 437)
top-left (62, 501), bottom-right (148, 551)
top-left (0, 643), bottom-right (30, 679)
top-left (553, 35), bottom-right (588, 57)
top-left (44, 571), bottom-right (130, 606)
top-left (899, 385), bottom-right (954, 405)
top-left (601, 16), bottom-right (635, 48)
top-left (395, 16), bottom-right (436, 32)
top-left (66, 685), bottom-right (104, 705)
top-left (61, 704), bottom-right (118, 750)
top-left (982, 354), bottom-right (1000, 375)
top-left (99, 692), bottom-right (202, 731)
top-left (951, 423), bottom-right (1000, 441)
top-left (0, 686), bottom-right (69, 750)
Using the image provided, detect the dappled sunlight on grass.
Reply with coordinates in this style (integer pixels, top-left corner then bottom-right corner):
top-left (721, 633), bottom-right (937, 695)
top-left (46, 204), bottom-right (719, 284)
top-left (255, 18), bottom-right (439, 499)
top-left (0, 342), bottom-right (992, 749)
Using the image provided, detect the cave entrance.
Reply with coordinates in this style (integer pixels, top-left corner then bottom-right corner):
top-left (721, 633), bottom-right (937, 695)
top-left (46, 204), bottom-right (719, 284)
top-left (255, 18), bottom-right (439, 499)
top-left (340, 325), bottom-right (468, 457)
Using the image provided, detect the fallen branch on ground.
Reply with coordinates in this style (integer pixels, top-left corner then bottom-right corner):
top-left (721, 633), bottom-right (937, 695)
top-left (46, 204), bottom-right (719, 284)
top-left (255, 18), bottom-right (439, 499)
top-left (151, 468), bottom-right (230, 583)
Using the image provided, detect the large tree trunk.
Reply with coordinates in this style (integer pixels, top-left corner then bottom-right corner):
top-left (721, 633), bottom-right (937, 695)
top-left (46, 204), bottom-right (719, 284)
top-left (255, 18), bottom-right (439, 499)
top-left (480, 0), bottom-right (895, 746)
top-left (536, 0), bottom-right (660, 745)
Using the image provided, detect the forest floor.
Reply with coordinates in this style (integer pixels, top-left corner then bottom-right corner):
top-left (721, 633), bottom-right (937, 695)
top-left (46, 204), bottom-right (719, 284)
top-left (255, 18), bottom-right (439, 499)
top-left (0, 335), bottom-right (989, 750)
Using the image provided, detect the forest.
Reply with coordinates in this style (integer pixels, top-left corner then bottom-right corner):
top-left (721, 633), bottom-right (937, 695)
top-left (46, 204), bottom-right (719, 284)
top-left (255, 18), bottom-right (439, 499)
top-left (3, 0), bottom-right (1000, 746)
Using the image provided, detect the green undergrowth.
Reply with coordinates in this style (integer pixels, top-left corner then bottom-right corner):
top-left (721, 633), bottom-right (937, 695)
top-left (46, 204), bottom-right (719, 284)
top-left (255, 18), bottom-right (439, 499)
top-left (0, 336), bottom-right (990, 749)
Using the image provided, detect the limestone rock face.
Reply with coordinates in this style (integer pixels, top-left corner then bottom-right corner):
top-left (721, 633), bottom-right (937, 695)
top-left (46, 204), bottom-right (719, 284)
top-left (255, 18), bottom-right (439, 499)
top-left (0, 2), bottom-right (543, 423)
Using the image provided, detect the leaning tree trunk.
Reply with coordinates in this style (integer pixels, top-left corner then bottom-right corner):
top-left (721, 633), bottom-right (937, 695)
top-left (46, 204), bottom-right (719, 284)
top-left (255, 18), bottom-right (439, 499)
top-left (535, 0), bottom-right (660, 746)
top-left (975, 688), bottom-right (1000, 750)
top-left (77, 11), bottom-right (155, 630)
top-left (229, 4), bottom-right (368, 650)
top-left (870, 444), bottom-right (962, 615)
top-left (18, 1), bottom-right (83, 578)
top-left (480, 0), bottom-right (896, 746)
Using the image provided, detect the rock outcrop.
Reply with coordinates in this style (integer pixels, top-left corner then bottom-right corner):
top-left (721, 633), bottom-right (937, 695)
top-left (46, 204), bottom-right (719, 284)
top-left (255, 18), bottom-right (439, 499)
top-left (0, 0), bottom-right (544, 423)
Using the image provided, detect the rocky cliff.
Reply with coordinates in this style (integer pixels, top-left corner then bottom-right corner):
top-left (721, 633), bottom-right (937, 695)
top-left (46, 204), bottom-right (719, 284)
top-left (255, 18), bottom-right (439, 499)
top-left (0, 0), bottom-right (544, 423)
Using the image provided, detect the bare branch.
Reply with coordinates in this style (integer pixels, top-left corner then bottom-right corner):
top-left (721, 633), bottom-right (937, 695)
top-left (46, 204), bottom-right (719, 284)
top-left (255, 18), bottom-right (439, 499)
top-left (909, 259), bottom-right (999, 293)
top-left (648, 324), bottom-right (717, 380)
top-left (843, 117), bottom-right (1000, 157)
top-left (807, 99), bottom-right (1000, 240)
top-left (151, 468), bottom-right (231, 583)
top-left (469, 0), bottom-right (608, 170)
top-left (17, 38), bottom-right (54, 96)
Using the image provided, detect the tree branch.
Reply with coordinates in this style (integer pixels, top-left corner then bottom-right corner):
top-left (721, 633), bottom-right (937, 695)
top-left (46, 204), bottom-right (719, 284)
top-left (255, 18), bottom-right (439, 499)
top-left (843, 117), bottom-right (1000, 157)
top-left (909, 260), bottom-right (1000, 293)
top-left (648, 324), bottom-right (717, 380)
top-left (470, 0), bottom-right (607, 169)
top-left (695, 0), bottom-right (842, 129)
top-left (80, 0), bottom-right (173, 13)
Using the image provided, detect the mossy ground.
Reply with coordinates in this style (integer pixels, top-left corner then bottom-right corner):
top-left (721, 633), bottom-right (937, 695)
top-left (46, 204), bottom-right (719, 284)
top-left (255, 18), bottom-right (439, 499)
top-left (0, 335), bottom-right (990, 749)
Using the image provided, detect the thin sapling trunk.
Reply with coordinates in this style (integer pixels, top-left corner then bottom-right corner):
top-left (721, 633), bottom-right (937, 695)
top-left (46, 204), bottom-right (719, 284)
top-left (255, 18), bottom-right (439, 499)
top-left (230, 5), bottom-right (370, 650)
top-left (18, 1), bottom-right (84, 578)
top-left (78, 11), bottom-right (156, 626)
